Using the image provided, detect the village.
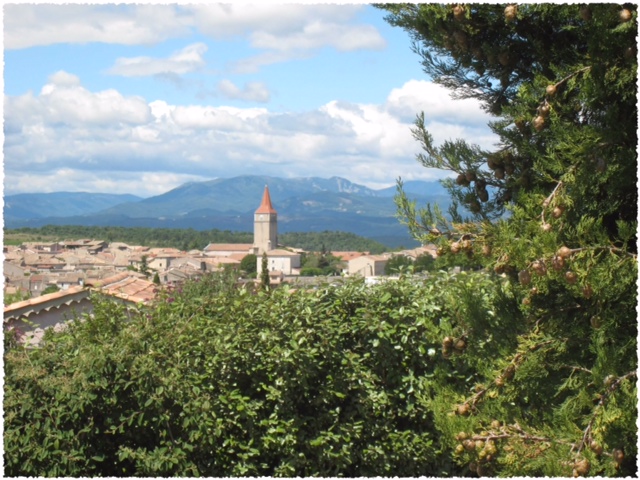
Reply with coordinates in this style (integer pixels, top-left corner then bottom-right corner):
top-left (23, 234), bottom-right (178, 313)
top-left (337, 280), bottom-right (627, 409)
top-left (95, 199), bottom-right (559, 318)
top-left (3, 185), bottom-right (436, 345)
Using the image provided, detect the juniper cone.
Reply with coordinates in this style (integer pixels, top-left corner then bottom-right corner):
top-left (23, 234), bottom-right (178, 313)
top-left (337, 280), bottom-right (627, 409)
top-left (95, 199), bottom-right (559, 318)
top-left (380, 3), bottom-right (637, 476)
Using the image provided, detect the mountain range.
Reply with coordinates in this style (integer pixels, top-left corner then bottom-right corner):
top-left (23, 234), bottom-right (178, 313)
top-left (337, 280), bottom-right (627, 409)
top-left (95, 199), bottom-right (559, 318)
top-left (4, 175), bottom-right (451, 247)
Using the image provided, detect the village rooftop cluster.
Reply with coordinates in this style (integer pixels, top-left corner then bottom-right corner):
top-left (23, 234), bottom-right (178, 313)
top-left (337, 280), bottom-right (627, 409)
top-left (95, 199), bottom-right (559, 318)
top-left (4, 186), bottom-right (436, 346)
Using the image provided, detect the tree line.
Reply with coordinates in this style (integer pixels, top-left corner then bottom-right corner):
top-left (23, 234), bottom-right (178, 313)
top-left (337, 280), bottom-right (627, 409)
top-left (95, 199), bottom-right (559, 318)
top-left (4, 226), bottom-right (388, 253)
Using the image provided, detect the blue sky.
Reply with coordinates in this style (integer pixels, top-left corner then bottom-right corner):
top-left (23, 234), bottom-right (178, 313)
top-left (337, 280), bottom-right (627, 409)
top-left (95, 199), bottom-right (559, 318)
top-left (3, 2), bottom-right (498, 198)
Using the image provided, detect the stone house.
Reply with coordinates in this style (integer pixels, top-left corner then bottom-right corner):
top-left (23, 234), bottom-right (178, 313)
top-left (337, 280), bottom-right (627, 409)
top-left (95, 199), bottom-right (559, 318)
top-left (257, 249), bottom-right (302, 276)
top-left (62, 239), bottom-right (106, 253)
top-left (347, 254), bottom-right (390, 277)
top-left (28, 274), bottom-right (53, 295)
top-left (331, 251), bottom-right (369, 275)
top-left (4, 286), bottom-right (93, 347)
top-left (21, 242), bottom-right (62, 253)
top-left (23, 254), bottom-right (66, 272)
top-left (5, 272), bottom-right (159, 347)
top-left (397, 245), bottom-right (438, 260)
top-left (3, 261), bottom-right (30, 293)
top-left (56, 272), bottom-right (86, 290)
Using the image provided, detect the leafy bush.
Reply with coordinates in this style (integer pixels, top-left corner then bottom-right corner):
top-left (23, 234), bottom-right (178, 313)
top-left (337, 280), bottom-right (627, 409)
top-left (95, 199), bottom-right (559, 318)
top-left (6, 259), bottom-right (636, 477)
top-left (6, 270), bottom-right (517, 477)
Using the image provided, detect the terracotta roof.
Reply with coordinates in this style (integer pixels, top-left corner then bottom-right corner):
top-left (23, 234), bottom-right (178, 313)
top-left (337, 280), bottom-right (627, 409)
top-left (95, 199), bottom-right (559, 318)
top-left (350, 254), bottom-right (389, 263)
top-left (332, 251), bottom-right (369, 261)
top-left (267, 249), bottom-right (301, 257)
top-left (255, 185), bottom-right (277, 214)
top-left (4, 285), bottom-right (88, 320)
top-left (398, 245), bottom-right (438, 258)
top-left (29, 274), bottom-right (50, 282)
top-left (204, 243), bottom-right (253, 252)
top-left (85, 271), bottom-right (140, 287)
top-left (88, 272), bottom-right (157, 303)
top-left (24, 255), bottom-right (65, 266)
top-left (148, 248), bottom-right (184, 256)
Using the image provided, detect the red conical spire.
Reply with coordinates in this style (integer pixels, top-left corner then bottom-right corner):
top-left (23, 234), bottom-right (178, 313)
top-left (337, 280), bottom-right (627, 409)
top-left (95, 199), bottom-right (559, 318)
top-left (255, 185), bottom-right (277, 214)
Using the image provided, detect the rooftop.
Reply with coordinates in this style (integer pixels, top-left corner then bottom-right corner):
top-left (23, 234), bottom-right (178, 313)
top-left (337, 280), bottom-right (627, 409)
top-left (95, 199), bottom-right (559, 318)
top-left (255, 185), bottom-right (277, 214)
top-left (204, 243), bottom-right (253, 252)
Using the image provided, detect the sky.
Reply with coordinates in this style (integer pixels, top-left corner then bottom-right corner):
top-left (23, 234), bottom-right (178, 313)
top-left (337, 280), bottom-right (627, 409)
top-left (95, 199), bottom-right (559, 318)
top-left (3, 1), bottom-right (499, 198)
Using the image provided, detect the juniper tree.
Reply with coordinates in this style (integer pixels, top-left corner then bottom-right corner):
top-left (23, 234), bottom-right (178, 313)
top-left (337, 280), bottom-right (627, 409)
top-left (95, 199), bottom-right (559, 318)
top-left (379, 3), bottom-right (637, 476)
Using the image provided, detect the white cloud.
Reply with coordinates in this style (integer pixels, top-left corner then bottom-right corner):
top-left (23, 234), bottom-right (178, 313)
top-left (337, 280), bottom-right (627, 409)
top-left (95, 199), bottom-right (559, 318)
top-left (217, 80), bottom-right (271, 103)
top-left (4, 75), bottom-right (497, 197)
top-left (31, 72), bottom-right (152, 126)
top-left (5, 4), bottom-right (385, 75)
top-left (107, 43), bottom-right (208, 77)
top-left (230, 50), bottom-right (311, 75)
top-left (168, 105), bottom-right (254, 131)
top-left (4, 4), bottom-right (192, 50)
top-left (186, 4), bottom-right (365, 39)
top-left (385, 80), bottom-right (492, 126)
top-left (251, 21), bottom-right (385, 53)
top-left (46, 70), bottom-right (81, 87)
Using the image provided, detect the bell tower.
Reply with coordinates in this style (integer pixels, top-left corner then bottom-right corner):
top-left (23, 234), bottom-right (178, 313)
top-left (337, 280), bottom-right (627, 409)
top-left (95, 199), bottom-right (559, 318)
top-left (254, 185), bottom-right (277, 254)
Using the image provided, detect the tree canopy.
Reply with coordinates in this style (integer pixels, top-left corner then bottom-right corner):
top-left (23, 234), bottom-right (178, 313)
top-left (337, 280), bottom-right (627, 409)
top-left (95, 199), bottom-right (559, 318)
top-left (5, 226), bottom-right (389, 253)
top-left (379, 2), bottom-right (637, 476)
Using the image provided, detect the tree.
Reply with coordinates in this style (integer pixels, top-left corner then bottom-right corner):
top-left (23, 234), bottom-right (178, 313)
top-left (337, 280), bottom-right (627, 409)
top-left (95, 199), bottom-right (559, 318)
top-left (4, 289), bottom-right (31, 306)
top-left (260, 252), bottom-right (270, 290)
top-left (379, 3), bottom-right (637, 476)
top-left (42, 284), bottom-right (60, 295)
top-left (240, 253), bottom-right (258, 277)
top-left (384, 254), bottom-right (414, 274)
top-left (138, 255), bottom-right (151, 279)
top-left (301, 251), bottom-right (342, 276)
top-left (413, 253), bottom-right (436, 272)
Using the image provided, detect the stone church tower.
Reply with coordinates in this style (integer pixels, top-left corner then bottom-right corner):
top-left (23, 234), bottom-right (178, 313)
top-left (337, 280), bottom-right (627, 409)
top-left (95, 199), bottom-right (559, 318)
top-left (253, 185), bottom-right (277, 255)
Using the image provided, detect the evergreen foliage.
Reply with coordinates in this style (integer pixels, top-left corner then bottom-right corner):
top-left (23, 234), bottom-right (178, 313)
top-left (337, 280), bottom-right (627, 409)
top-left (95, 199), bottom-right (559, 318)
top-left (385, 253), bottom-right (438, 274)
top-left (300, 251), bottom-right (343, 276)
top-left (385, 254), bottom-right (415, 274)
top-left (41, 285), bottom-right (61, 295)
top-left (260, 252), bottom-right (270, 290)
top-left (3, 290), bottom-right (31, 306)
top-left (240, 253), bottom-right (258, 277)
top-left (378, 3), bottom-right (637, 476)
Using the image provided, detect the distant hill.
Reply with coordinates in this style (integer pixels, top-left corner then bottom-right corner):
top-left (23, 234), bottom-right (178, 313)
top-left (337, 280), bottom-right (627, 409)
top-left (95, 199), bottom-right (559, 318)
top-left (3, 176), bottom-right (451, 248)
top-left (96, 176), bottom-right (381, 218)
top-left (4, 192), bottom-right (142, 221)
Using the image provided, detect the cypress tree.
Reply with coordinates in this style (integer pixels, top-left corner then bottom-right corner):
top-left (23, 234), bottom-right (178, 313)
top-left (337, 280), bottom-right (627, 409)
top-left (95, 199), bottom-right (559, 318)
top-left (379, 3), bottom-right (637, 476)
top-left (261, 252), bottom-right (270, 290)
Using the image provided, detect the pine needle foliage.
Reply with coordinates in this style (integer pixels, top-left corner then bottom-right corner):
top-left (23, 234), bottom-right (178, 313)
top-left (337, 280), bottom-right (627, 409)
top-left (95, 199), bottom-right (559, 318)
top-left (378, 2), bottom-right (637, 476)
